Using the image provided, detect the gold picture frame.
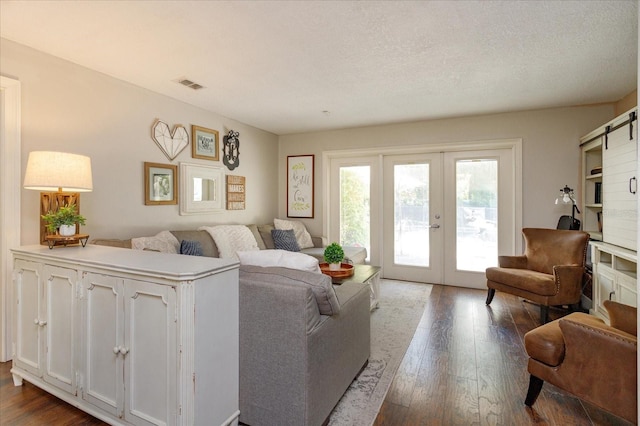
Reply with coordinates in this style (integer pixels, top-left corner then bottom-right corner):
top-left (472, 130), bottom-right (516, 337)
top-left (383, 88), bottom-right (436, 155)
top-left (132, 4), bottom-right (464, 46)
top-left (144, 162), bottom-right (178, 205)
top-left (191, 125), bottom-right (219, 161)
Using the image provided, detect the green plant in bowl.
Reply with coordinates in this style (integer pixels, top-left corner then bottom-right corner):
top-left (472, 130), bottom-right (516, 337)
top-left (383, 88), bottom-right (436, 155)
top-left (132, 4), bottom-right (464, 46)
top-left (324, 242), bottom-right (345, 267)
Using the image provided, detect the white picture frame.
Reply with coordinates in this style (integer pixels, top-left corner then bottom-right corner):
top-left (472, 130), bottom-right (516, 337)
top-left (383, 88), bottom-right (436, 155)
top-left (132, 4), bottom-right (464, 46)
top-left (179, 162), bottom-right (224, 215)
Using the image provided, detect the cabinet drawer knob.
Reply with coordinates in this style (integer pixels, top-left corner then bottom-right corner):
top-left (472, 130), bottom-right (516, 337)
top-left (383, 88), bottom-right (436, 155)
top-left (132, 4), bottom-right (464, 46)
top-left (119, 346), bottom-right (129, 355)
top-left (113, 346), bottom-right (120, 354)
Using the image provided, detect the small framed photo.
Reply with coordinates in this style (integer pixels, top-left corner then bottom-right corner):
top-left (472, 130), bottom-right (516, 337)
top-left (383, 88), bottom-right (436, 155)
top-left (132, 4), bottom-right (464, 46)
top-left (144, 162), bottom-right (178, 205)
top-left (192, 125), bottom-right (219, 161)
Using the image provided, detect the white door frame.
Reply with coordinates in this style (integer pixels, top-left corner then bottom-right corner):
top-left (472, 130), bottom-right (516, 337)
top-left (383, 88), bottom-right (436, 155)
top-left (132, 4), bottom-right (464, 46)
top-left (1, 75), bottom-right (22, 361)
top-left (323, 139), bottom-right (523, 280)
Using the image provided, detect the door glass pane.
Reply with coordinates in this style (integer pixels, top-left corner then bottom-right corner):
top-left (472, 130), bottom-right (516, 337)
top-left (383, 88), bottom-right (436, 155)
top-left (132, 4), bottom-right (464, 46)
top-left (339, 166), bottom-right (370, 259)
top-left (456, 159), bottom-right (498, 271)
top-left (394, 163), bottom-right (429, 267)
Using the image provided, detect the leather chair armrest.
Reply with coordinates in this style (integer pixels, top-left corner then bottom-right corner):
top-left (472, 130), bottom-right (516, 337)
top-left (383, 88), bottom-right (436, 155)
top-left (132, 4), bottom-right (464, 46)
top-left (559, 317), bottom-right (637, 405)
top-left (552, 264), bottom-right (584, 281)
top-left (551, 265), bottom-right (583, 298)
top-left (498, 255), bottom-right (527, 269)
top-left (559, 318), bottom-right (638, 376)
top-left (604, 300), bottom-right (637, 336)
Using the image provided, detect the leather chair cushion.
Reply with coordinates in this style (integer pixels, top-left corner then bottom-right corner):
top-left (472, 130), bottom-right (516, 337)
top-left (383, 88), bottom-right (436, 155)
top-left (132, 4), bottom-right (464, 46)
top-left (525, 312), bottom-right (605, 366)
top-left (486, 267), bottom-right (556, 296)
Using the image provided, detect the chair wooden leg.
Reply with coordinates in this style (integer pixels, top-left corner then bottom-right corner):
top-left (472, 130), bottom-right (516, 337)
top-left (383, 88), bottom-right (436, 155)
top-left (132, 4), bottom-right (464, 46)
top-left (540, 305), bottom-right (549, 324)
top-left (485, 288), bottom-right (496, 305)
top-left (525, 375), bottom-right (544, 406)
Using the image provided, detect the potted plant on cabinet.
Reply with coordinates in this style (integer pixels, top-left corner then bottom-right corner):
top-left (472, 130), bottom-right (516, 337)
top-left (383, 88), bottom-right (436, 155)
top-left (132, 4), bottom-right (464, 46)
top-left (324, 242), bottom-right (345, 271)
top-left (42, 203), bottom-right (86, 236)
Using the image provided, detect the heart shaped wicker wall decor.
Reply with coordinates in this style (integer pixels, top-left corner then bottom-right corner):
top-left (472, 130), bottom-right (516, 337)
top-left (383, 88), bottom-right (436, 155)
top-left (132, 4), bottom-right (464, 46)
top-left (151, 119), bottom-right (189, 161)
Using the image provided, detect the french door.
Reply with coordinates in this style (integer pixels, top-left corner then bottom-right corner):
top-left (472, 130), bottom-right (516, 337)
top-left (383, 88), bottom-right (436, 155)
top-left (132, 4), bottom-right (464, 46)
top-left (382, 153), bottom-right (443, 283)
top-left (330, 147), bottom-right (516, 289)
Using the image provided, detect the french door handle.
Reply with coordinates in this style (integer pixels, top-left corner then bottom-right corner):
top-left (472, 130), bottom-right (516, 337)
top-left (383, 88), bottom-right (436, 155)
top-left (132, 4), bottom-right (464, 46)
top-left (430, 224), bottom-right (440, 229)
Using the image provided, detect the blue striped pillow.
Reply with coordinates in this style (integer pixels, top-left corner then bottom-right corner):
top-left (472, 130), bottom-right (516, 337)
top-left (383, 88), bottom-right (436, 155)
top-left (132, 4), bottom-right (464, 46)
top-left (271, 229), bottom-right (301, 252)
top-left (180, 240), bottom-right (203, 256)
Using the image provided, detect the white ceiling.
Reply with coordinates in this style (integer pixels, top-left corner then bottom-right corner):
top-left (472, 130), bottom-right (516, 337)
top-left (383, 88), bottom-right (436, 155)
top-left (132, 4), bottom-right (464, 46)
top-left (1, 1), bottom-right (637, 135)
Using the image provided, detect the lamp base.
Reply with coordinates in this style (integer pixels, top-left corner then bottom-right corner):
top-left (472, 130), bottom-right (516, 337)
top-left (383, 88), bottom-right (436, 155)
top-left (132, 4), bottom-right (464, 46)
top-left (39, 192), bottom-right (80, 245)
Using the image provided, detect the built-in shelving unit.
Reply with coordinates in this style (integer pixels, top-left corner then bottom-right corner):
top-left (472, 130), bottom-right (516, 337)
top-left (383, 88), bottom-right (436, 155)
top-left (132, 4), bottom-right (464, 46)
top-left (580, 108), bottom-right (637, 320)
top-left (580, 137), bottom-right (603, 241)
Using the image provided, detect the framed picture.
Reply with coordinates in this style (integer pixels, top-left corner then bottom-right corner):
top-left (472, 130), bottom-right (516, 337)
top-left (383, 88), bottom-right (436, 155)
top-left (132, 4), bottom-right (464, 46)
top-left (144, 162), bottom-right (178, 205)
top-left (287, 155), bottom-right (314, 218)
top-left (192, 125), bottom-right (219, 161)
top-left (179, 162), bottom-right (224, 215)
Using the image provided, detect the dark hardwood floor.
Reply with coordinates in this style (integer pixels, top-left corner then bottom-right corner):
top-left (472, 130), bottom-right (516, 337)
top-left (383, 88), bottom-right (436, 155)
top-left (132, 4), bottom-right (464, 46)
top-left (374, 284), bottom-right (633, 426)
top-left (0, 284), bottom-right (633, 425)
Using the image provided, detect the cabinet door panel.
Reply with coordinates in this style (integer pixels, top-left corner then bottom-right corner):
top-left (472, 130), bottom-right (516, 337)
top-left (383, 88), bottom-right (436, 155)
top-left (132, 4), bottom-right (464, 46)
top-left (594, 266), bottom-right (615, 319)
top-left (603, 123), bottom-right (637, 250)
top-left (13, 260), bottom-right (41, 375)
top-left (124, 279), bottom-right (177, 426)
top-left (616, 274), bottom-right (637, 307)
top-left (83, 273), bottom-right (123, 417)
top-left (42, 265), bottom-right (76, 394)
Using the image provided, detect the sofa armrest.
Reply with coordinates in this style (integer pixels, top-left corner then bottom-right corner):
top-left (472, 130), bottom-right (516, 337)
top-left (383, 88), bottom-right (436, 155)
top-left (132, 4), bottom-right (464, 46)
top-left (90, 238), bottom-right (132, 249)
top-left (605, 300), bottom-right (637, 336)
top-left (311, 236), bottom-right (327, 248)
top-left (498, 255), bottom-right (527, 269)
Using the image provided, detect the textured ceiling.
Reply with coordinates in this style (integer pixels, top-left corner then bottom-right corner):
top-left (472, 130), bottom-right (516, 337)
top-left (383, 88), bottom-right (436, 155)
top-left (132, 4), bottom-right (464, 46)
top-left (1, 1), bottom-right (637, 135)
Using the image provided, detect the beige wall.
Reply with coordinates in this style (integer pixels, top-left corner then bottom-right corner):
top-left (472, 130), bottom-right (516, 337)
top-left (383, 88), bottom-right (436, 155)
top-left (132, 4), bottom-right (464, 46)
top-left (0, 37), bottom-right (623, 247)
top-left (615, 89), bottom-right (638, 115)
top-left (279, 106), bottom-right (616, 240)
top-left (1, 39), bottom-right (279, 244)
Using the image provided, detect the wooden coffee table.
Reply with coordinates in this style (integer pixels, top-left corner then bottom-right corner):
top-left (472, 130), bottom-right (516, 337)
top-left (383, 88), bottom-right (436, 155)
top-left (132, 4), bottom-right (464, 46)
top-left (331, 264), bottom-right (381, 311)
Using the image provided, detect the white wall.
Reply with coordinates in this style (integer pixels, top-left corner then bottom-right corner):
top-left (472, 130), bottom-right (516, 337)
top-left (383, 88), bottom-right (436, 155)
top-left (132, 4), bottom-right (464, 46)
top-left (1, 39), bottom-right (279, 243)
top-left (279, 106), bottom-right (616, 239)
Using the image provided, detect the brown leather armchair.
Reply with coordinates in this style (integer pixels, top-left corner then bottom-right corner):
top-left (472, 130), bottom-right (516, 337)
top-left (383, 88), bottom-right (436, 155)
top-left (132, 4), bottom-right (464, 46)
top-left (485, 228), bottom-right (590, 323)
top-left (524, 301), bottom-right (637, 423)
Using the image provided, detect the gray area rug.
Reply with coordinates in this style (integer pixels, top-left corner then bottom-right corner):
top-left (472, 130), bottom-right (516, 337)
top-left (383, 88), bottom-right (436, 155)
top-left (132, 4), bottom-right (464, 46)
top-left (328, 279), bottom-right (432, 426)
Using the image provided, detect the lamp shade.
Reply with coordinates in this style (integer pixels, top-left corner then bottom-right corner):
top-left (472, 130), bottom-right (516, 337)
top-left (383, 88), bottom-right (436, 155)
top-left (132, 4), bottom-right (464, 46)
top-left (24, 151), bottom-right (93, 192)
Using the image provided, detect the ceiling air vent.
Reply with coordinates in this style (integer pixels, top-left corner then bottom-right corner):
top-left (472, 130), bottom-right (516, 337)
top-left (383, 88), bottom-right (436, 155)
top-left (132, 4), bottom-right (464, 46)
top-left (175, 77), bottom-right (205, 91)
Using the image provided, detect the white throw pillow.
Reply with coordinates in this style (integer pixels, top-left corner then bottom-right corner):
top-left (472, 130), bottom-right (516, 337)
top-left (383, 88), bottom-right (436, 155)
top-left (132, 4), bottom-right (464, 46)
top-left (274, 218), bottom-right (314, 249)
top-left (237, 249), bottom-right (321, 273)
top-left (131, 231), bottom-right (179, 254)
top-left (199, 225), bottom-right (259, 259)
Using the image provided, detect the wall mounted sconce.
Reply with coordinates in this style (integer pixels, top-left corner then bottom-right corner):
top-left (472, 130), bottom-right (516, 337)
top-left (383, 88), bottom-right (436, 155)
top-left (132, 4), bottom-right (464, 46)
top-left (23, 151), bottom-right (93, 244)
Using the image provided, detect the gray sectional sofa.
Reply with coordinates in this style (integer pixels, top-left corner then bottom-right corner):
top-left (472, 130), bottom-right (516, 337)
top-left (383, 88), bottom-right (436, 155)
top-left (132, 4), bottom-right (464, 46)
top-left (91, 224), bottom-right (368, 264)
top-left (239, 265), bottom-right (370, 426)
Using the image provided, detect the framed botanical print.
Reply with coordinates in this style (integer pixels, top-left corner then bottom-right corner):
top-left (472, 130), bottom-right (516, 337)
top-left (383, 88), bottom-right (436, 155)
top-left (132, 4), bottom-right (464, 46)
top-left (192, 125), bottom-right (219, 161)
top-left (144, 162), bottom-right (178, 205)
top-left (287, 154), bottom-right (314, 218)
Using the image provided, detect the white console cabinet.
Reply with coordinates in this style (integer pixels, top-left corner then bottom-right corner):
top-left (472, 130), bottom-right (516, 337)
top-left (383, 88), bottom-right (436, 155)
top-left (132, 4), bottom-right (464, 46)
top-left (590, 241), bottom-right (637, 321)
top-left (11, 245), bottom-right (240, 426)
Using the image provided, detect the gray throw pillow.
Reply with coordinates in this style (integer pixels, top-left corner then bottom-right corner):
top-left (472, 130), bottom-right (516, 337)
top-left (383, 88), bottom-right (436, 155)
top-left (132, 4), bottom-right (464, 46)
top-left (271, 229), bottom-right (300, 252)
